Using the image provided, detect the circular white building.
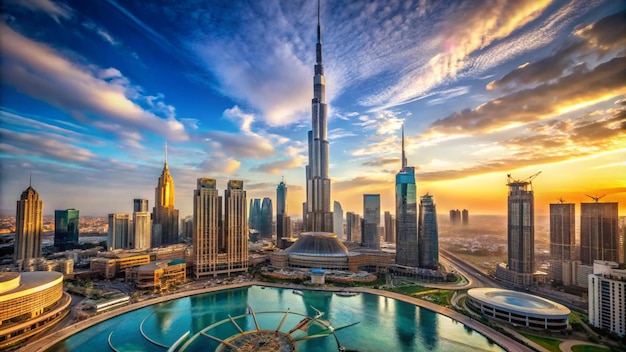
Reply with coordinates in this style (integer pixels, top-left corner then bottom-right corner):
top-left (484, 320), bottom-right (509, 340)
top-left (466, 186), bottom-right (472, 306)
top-left (466, 288), bottom-right (570, 331)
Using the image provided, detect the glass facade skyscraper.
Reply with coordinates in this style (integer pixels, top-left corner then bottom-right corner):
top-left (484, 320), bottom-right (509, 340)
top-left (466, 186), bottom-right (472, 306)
top-left (224, 180), bottom-right (248, 274)
top-left (54, 208), bottom-right (79, 251)
top-left (260, 197), bottom-right (273, 239)
top-left (396, 126), bottom-right (418, 267)
top-left (363, 194), bottom-right (380, 250)
top-left (581, 201), bottom-right (618, 265)
top-left (418, 194), bottom-right (438, 269)
top-left (333, 201), bottom-right (343, 238)
top-left (276, 180), bottom-right (288, 248)
top-left (108, 213), bottom-right (131, 249)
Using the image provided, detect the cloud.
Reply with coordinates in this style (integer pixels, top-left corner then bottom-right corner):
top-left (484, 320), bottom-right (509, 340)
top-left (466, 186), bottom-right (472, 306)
top-left (362, 157), bottom-right (400, 168)
top-left (0, 128), bottom-right (98, 164)
top-left (353, 0), bottom-right (554, 109)
top-left (0, 23), bottom-right (188, 142)
top-left (427, 56), bottom-right (626, 135)
top-left (250, 156), bottom-right (305, 175)
top-left (416, 106), bottom-right (626, 182)
top-left (4, 0), bottom-right (73, 23)
top-left (487, 10), bottom-right (626, 92)
top-left (82, 19), bottom-right (120, 46)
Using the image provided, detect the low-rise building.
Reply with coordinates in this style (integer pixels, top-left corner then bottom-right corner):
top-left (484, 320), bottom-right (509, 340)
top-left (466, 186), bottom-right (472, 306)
top-left (130, 259), bottom-right (186, 292)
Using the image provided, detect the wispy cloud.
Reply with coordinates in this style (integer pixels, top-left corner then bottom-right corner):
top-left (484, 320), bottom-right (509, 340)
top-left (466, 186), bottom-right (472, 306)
top-left (4, 0), bottom-right (73, 23)
top-left (82, 19), bottom-right (120, 46)
top-left (0, 23), bottom-right (188, 142)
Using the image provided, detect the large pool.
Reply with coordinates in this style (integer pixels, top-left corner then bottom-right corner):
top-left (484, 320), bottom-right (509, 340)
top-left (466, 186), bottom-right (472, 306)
top-left (48, 286), bottom-right (504, 352)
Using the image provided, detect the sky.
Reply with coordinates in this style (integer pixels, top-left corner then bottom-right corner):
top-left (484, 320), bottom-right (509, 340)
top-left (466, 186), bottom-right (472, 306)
top-left (1, 0), bottom-right (625, 219)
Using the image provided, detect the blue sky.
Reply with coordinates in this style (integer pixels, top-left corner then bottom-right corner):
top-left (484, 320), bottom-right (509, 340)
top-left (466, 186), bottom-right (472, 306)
top-left (1, 0), bottom-right (625, 218)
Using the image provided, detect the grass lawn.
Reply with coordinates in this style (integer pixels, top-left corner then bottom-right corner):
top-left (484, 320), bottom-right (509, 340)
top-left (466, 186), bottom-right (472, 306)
top-left (519, 332), bottom-right (563, 352)
top-left (571, 345), bottom-right (609, 352)
top-left (387, 285), bottom-right (431, 295)
top-left (420, 290), bottom-right (454, 306)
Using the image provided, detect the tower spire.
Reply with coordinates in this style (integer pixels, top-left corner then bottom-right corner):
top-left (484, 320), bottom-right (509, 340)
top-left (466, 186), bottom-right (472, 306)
top-left (316, 0), bottom-right (323, 66)
top-left (29, 172), bottom-right (32, 187)
top-left (401, 125), bottom-right (407, 170)
top-left (165, 141), bottom-right (168, 166)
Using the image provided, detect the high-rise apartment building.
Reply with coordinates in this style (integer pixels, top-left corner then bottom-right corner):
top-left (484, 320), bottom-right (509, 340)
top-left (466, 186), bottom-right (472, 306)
top-left (108, 213), bottom-right (131, 249)
top-left (581, 200), bottom-right (619, 265)
top-left (153, 145), bottom-right (179, 246)
top-left (363, 194), bottom-right (381, 250)
top-left (588, 261), bottom-right (626, 336)
top-left (450, 209), bottom-right (461, 225)
top-left (223, 180), bottom-right (248, 274)
top-left (418, 193), bottom-right (439, 269)
top-left (260, 197), bottom-right (273, 239)
top-left (14, 184), bottom-right (43, 263)
top-left (333, 201), bottom-right (343, 237)
top-left (550, 201), bottom-right (575, 261)
top-left (193, 178), bottom-right (221, 278)
top-left (384, 211), bottom-right (395, 243)
top-left (346, 212), bottom-right (361, 243)
top-left (462, 209), bottom-right (469, 225)
top-left (54, 209), bottom-right (79, 251)
top-left (304, 1), bottom-right (333, 233)
top-left (396, 126), bottom-right (419, 267)
top-left (276, 180), bottom-right (288, 248)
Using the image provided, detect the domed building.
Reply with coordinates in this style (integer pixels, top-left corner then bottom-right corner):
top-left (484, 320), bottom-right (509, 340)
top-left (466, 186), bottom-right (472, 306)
top-left (270, 232), bottom-right (391, 272)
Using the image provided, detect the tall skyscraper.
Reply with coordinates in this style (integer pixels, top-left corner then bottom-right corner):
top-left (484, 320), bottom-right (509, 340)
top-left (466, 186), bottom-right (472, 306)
top-left (462, 209), bottom-right (469, 225)
top-left (54, 209), bottom-right (79, 251)
top-left (418, 193), bottom-right (439, 269)
top-left (224, 180), bottom-right (248, 274)
top-left (581, 198), bottom-right (619, 265)
top-left (193, 178), bottom-right (221, 278)
top-left (507, 174), bottom-right (536, 276)
top-left (260, 198), bottom-right (273, 239)
top-left (396, 126), bottom-right (419, 267)
top-left (249, 198), bottom-right (261, 231)
top-left (333, 201), bottom-right (343, 237)
top-left (363, 194), bottom-right (381, 250)
top-left (304, 0), bottom-right (333, 233)
top-left (108, 213), bottom-right (131, 249)
top-left (133, 199), bottom-right (149, 212)
top-left (153, 144), bottom-right (179, 247)
top-left (276, 180), bottom-right (288, 248)
top-left (133, 211), bottom-right (151, 249)
top-left (384, 211), bottom-right (395, 243)
top-left (449, 209), bottom-right (461, 225)
top-left (550, 201), bottom-right (575, 261)
top-left (14, 183), bottom-right (43, 263)
top-left (346, 212), bottom-right (361, 243)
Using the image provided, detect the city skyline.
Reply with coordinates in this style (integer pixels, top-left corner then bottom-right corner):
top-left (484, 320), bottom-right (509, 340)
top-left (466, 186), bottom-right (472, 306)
top-left (1, 0), bottom-right (625, 218)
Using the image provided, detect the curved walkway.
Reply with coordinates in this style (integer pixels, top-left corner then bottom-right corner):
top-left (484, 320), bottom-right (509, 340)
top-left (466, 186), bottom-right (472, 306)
top-left (559, 339), bottom-right (608, 352)
top-left (23, 281), bottom-right (533, 352)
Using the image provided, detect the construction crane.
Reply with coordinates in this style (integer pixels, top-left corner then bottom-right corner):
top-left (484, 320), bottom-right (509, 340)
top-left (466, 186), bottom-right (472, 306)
top-left (506, 171), bottom-right (542, 191)
top-left (585, 194), bottom-right (606, 203)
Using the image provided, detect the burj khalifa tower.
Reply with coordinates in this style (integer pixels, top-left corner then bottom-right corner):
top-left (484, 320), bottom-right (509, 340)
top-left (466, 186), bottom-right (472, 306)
top-left (304, 0), bottom-right (333, 233)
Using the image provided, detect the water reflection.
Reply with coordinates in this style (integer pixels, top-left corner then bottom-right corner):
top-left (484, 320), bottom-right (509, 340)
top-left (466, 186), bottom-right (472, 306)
top-left (418, 308), bottom-right (438, 349)
top-left (396, 304), bottom-right (416, 349)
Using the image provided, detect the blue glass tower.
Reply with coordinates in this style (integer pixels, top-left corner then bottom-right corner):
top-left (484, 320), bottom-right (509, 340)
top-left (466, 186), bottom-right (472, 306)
top-left (395, 126), bottom-right (419, 267)
top-left (418, 193), bottom-right (439, 269)
top-left (54, 208), bottom-right (79, 251)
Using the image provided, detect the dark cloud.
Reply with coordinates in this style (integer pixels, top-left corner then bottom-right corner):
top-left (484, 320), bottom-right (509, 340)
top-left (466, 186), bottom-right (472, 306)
top-left (362, 157), bottom-right (400, 167)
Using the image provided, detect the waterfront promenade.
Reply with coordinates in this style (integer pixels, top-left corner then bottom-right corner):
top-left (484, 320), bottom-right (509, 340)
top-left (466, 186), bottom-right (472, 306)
top-left (23, 281), bottom-right (532, 352)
